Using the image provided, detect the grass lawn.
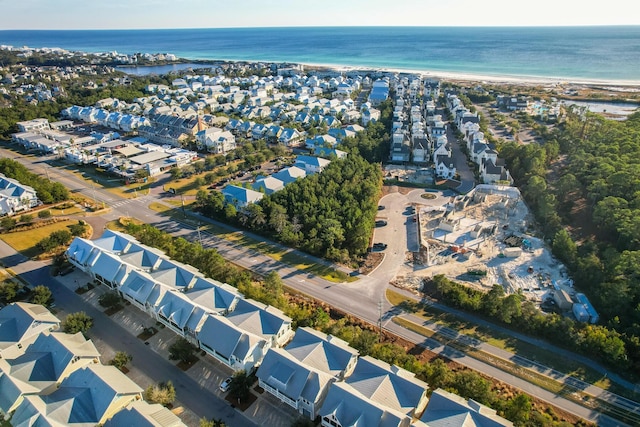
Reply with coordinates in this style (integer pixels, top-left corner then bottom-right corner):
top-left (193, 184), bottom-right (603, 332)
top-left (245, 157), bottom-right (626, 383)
top-left (0, 220), bottom-right (77, 258)
top-left (148, 202), bottom-right (174, 215)
top-left (220, 231), bottom-right (355, 283)
top-left (49, 206), bottom-right (85, 216)
top-left (166, 175), bottom-right (207, 196)
top-left (105, 217), bottom-right (144, 233)
top-left (148, 203), bottom-right (355, 283)
top-left (57, 163), bottom-right (154, 200)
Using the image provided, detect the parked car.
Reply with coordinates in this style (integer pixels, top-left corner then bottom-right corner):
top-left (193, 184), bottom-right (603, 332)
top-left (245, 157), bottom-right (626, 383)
top-left (219, 377), bottom-right (232, 392)
top-left (378, 205), bottom-right (385, 211)
top-left (58, 264), bottom-right (75, 276)
top-left (372, 242), bottom-right (388, 251)
top-left (375, 220), bottom-right (387, 227)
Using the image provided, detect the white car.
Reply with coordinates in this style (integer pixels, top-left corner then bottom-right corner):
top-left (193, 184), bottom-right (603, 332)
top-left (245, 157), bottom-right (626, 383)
top-left (219, 377), bottom-right (232, 392)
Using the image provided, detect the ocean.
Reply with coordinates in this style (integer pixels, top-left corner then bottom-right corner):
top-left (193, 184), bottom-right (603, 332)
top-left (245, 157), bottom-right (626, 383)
top-left (1, 26), bottom-right (639, 83)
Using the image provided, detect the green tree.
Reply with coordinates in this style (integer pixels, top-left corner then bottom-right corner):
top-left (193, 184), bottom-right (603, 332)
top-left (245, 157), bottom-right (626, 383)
top-left (38, 209), bottom-right (51, 219)
top-left (110, 351), bottom-right (133, 371)
top-left (504, 393), bottom-right (532, 424)
top-left (228, 370), bottom-right (254, 402)
top-left (30, 285), bottom-right (52, 306)
top-left (144, 381), bottom-right (176, 406)
top-left (450, 370), bottom-right (493, 405)
top-left (0, 281), bottom-right (19, 303)
top-left (424, 358), bottom-right (453, 390)
top-left (262, 271), bottom-right (284, 305)
top-left (19, 214), bottom-right (33, 224)
top-left (481, 285), bottom-right (504, 317)
top-left (1, 217), bottom-right (17, 231)
top-left (500, 293), bottom-right (523, 324)
top-left (552, 229), bottom-right (578, 268)
top-left (98, 292), bottom-right (122, 309)
top-left (61, 311), bottom-right (93, 334)
top-left (68, 220), bottom-right (88, 237)
top-left (223, 203), bottom-right (237, 220)
top-left (168, 337), bottom-right (198, 364)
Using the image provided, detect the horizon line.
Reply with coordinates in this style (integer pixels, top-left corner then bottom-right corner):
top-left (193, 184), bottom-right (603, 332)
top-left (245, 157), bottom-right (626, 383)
top-left (2, 24), bottom-right (640, 32)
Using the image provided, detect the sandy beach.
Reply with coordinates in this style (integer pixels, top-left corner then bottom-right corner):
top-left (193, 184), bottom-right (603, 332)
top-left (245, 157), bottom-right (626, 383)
top-left (297, 60), bottom-right (640, 90)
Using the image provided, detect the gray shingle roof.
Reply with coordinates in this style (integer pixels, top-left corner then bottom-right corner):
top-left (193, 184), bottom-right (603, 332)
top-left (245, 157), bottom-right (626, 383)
top-left (346, 356), bottom-right (427, 417)
top-left (197, 315), bottom-right (264, 362)
top-left (420, 388), bottom-right (513, 427)
top-left (285, 327), bottom-right (357, 378)
top-left (226, 299), bottom-right (288, 340)
top-left (320, 382), bottom-right (410, 427)
top-left (256, 347), bottom-right (333, 404)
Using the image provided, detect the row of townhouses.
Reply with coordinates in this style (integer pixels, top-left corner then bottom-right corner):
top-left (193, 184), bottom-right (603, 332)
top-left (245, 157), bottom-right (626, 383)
top-left (447, 94), bottom-right (514, 185)
top-left (388, 76), bottom-right (458, 180)
top-left (60, 69), bottom-right (378, 148)
top-left (0, 302), bottom-right (187, 427)
top-left (221, 154), bottom-right (338, 208)
top-left (64, 230), bottom-right (512, 426)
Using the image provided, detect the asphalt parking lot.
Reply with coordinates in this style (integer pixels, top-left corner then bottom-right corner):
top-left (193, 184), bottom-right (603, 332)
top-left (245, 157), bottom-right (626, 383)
top-left (375, 188), bottom-right (450, 259)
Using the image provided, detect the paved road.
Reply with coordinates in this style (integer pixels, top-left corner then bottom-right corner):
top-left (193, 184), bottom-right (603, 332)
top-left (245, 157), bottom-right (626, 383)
top-left (2, 145), bottom-right (638, 426)
top-left (0, 240), bottom-right (255, 427)
top-left (442, 110), bottom-right (474, 184)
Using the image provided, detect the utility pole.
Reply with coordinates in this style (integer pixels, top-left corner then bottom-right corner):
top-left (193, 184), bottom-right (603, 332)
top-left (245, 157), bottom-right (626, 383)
top-left (91, 180), bottom-right (98, 207)
top-left (378, 300), bottom-right (383, 340)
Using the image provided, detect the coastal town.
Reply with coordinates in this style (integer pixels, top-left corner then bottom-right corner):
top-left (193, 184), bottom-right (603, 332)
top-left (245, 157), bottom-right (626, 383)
top-left (0, 42), bottom-right (639, 427)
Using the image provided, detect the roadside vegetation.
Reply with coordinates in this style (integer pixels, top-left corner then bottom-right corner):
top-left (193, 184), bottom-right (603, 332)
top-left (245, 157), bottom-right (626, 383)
top-left (496, 110), bottom-right (640, 378)
top-left (120, 222), bottom-right (588, 426)
top-left (0, 158), bottom-right (69, 203)
top-left (195, 154), bottom-right (383, 264)
top-left (193, 100), bottom-right (392, 265)
top-left (0, 218), bottom-right (88, 259)
top-left (424, 276), bottom-right (629, 373)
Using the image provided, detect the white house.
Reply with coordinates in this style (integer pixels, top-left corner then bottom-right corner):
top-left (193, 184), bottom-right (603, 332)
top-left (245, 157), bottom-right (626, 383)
top-left (0, 174), bottom-right (39, 216)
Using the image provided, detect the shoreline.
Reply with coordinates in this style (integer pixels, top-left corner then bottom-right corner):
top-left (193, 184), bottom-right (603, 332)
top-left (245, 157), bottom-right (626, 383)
top-left (9, 39), bottom-right (640, 89)
top-left (130, 55), bottom-right (640, 90)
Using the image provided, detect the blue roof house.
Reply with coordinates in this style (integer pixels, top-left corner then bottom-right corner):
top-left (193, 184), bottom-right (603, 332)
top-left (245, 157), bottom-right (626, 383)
top-left (257, 347), bottom-right (335, 420)
top-left (320, 381), bottom-right (411, 427)
top-left (196, 314), bottom-right (267, 373)
top-left (222, 185), bottom-right (264, 208)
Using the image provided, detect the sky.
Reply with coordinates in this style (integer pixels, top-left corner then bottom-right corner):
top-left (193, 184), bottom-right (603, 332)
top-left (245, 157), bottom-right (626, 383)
top-left (0, 0), bottom-right (638, 30)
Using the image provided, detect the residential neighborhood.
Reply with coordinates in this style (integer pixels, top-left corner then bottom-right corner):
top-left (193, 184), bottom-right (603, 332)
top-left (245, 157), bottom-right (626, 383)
top-left (0, 302), bottom-right (187, 427)
top-left (60, 229), bottom-right (513, 426)
top-left (0, 41), bottom-right (637, 427)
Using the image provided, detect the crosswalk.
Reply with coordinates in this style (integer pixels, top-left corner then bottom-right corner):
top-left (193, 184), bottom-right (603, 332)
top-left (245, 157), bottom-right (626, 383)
top-left (109, 195), bottom-right (153, 209)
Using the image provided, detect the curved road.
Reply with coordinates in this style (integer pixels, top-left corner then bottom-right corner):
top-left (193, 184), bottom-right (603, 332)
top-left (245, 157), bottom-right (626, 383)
top-left (3, 146), bottom-right (637, 426)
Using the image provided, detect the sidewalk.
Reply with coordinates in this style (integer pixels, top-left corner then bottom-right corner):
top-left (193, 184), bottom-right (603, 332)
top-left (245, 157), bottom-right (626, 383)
top-left (58, 269), bottom-right (299, 427)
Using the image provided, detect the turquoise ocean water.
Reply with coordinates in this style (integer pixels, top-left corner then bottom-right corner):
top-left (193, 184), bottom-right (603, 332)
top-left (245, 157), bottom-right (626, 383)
top-left (1, 26), bottom-right (639, 82)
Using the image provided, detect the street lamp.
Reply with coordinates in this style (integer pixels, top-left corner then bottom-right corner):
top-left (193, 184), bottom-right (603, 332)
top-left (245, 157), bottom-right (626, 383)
top-left (91, 180), bottom-right (98, 208)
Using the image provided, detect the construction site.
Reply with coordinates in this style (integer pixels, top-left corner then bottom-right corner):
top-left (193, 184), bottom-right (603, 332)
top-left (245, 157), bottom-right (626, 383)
top-left (403, 184), bottom-right (579, 312)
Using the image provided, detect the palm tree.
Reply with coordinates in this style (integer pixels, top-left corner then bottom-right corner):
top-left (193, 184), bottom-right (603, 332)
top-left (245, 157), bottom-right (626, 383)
top-left (228, 370), bottom-right (254, 402)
